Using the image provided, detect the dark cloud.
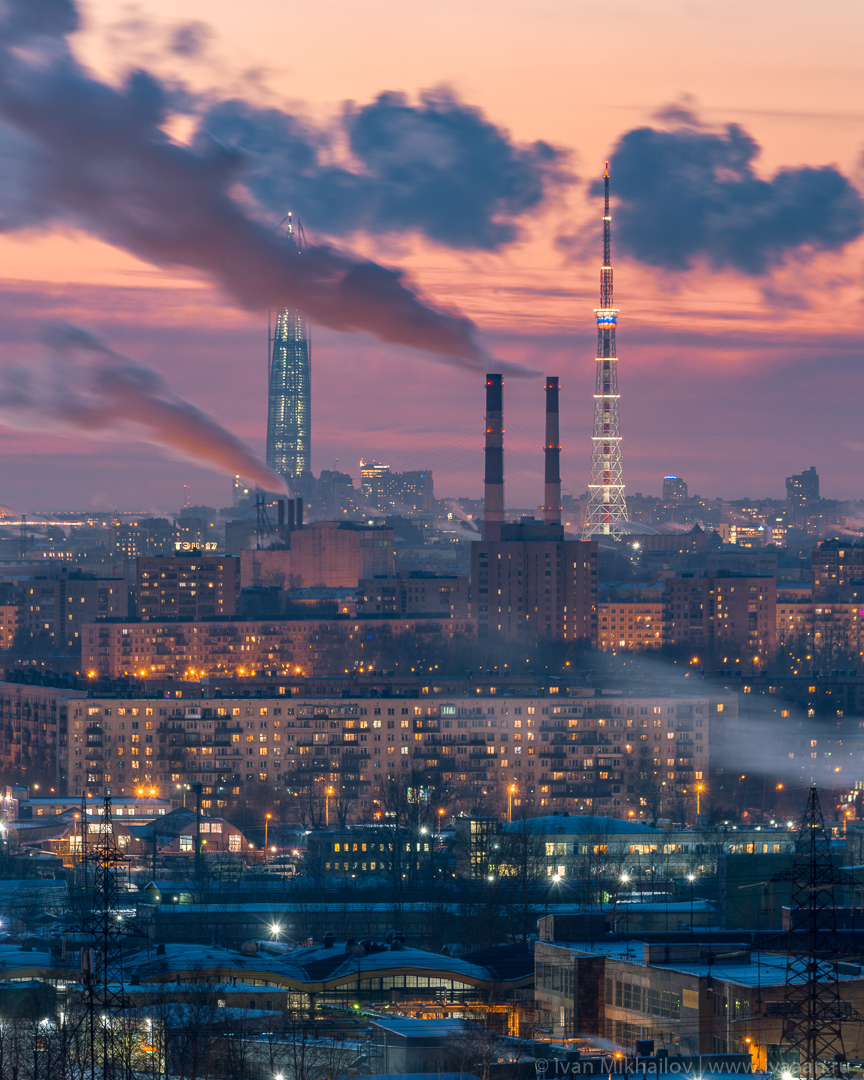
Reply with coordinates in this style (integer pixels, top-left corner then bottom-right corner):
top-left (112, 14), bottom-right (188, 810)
top-left (650, 96), bottom-right (704, 129)
top-left (3, 0), bottom-right (77, 38)
top-left (169, 21), bottom-right (211, 58)
top-left (599, 120), bottom-right (864, 274)
top-left (200, 88), bottom-right (571, 250)
top-left (0, 0), bottom-right (540, 375)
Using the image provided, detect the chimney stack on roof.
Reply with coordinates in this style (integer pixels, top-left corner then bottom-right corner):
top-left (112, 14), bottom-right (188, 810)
top-left (483, 374), bottom-right (504, 542)
top-left (543, 377), bottom-right (561, 526)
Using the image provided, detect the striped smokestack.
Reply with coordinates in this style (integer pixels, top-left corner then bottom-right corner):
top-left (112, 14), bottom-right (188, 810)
top-left (483, 373), bottom-right (504, 541)
top-left (543, 376), bottom-right (561, 525)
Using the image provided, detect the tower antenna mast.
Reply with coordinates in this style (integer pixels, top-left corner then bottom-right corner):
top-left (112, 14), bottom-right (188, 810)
top-left (584, 162), bottom-right (627, 539)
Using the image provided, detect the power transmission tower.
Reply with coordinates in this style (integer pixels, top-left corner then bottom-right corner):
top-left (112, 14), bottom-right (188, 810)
top-left (255, 492), bottom-right (277, 549)
top-left (80, 795), bottom-right (141, 1080)
top-left (764, 786), bottom-right (858, 1078)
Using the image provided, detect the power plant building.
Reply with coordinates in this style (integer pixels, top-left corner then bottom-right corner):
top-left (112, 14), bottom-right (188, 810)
top-left (474, 373), bottom-right (598, 641)
top-left (473, 526), bottom-right (598, 641)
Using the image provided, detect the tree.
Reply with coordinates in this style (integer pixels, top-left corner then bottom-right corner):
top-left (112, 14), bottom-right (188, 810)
top-left (375, 770), bottom-right (437, 889)
top-left (638, 762), bottom-right (665, 827)
top-left (497, 817), bottom-right (547, 942)
top-left (267, 1006), bottom-right (360, 1080)
top-left (447, 992), bottom-right (513, 1080)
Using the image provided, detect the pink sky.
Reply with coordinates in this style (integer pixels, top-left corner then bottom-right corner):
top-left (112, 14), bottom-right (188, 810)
top-left (2, 0), bottom-right (864, 511)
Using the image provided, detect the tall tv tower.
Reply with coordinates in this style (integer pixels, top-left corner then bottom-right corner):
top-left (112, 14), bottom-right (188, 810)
top-left (584, 163), bottom-right (627, 538)
top-left (267, 213), bottom-right (311, 491)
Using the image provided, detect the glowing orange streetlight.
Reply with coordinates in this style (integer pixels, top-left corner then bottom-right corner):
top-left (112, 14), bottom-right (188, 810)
top-left (438, 807), bottom-right (445, 839)
top-left (264, 813), bottom-right (272, 850)
top-left (325, 787), bottom-right (334, 827)
top-left (696, 784), bottom-right (705, 816)
top-left (508, 784), bottom-right (517, 823)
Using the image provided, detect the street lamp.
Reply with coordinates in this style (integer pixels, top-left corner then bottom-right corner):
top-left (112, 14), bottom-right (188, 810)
top-left (687, 873), bottom-right (696, 938)
top-left (696, 784), bottom-right (704, 816)
top-left (620, 873), bottom-right (631, 955)
top-left (438, 808), bottom-right (445, 839)
top-left (265, 813), bottom-right (272, 851)
top-left (508, 784), bottom-right (517, 823)
top-left (545, 871), bottom-right (562, 919)
top-left (326, 786), bottom-right (334, 827)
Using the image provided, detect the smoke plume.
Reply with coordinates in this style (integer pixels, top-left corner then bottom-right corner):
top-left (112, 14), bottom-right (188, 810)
top-left (0, 0), bottom-right (537, 375)
top-left (0, 323), bottom-right (286, 491)
top-left (593, 114), bottom-right (864, 274)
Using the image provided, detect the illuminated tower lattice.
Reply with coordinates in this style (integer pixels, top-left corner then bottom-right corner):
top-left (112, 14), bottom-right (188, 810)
top-left (584, 163), bottom-right (628, 538)
top-left (267, 216), bottom-right (311, 487)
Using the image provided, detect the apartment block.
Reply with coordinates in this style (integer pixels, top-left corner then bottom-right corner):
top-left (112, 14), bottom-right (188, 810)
top-left (776, 600), bottom-right (863, 654)
top-left (63, 688), bottom-right (728, 823)
top-left (0, 681), bottom-right (86, 789)
top-left (0, 605), bottom-right (17, 650)
top-left (137, 555), bottom-right (240, 621)
top-left (356, 573), bottom-right (470, 619)
top-left (663, 573), bottom-right (776, 658)
top-left (471, 526), bottom-right (598, 640)
top-left (13, 573), bottom-right (128, 648)
top-left (110, 518), bottom-right (179, 559)
top-left (360, 461), bottom-right (434, 514)
top-left (812, 537), bottom-right (864, 595)
top-left (598, 601), bottom-right (662, 650)
top-left (82, 617), bottom-right (475, 680)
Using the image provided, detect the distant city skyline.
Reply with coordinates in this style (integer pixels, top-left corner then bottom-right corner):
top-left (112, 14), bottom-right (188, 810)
top-left (0, 1), bottom-right (862, 509)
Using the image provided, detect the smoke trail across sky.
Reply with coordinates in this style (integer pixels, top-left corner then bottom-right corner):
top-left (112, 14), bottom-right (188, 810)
top-left (0, 0), bottom-right (539, 376)
top-left (0, 323), bottom-right (286, 491)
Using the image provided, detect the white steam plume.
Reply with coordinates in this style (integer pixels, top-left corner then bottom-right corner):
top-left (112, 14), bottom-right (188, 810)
top-left (0, 323), bottom-right (287, 492)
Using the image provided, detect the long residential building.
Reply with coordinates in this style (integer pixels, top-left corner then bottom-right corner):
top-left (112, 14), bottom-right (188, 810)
top-left (82, 617), bottom-right (475, 680)
top-left (61, 687), bottom-right (731, 823)
top-left (595, 572), bottom-right (776, 657)
top-left (776, 597), bottom-right (863, 653)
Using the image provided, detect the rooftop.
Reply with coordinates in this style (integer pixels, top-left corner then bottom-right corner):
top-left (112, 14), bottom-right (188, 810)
top-left (503, 816), bottom-right (659, 835)
top-left (540, 938), bottom-right (862, 987)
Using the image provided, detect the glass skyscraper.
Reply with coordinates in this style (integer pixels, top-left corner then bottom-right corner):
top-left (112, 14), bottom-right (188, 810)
top-left (266, 307), bottom-right (311, 487)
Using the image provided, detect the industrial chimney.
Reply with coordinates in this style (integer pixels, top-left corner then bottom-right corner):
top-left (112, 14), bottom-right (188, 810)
top-left (483, 374), bottom-right (504, 541)
top-left (543, 377), bottom-right (561, 525)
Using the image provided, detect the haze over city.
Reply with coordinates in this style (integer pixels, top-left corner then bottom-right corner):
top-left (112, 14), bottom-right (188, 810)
top-left (4, 5), bottom-right (864, 1080)
top-left (0, 0), bottom-right (861, 509)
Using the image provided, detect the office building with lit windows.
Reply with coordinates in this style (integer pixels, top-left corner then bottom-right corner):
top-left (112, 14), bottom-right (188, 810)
top-left (267, 308), bottom-right (311, 488)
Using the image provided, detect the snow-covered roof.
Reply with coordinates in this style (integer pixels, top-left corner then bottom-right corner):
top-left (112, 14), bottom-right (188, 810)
top-left (502, 816), bottom-right (659, 835)
top-left (132, 940), bottom-right (509, 990)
